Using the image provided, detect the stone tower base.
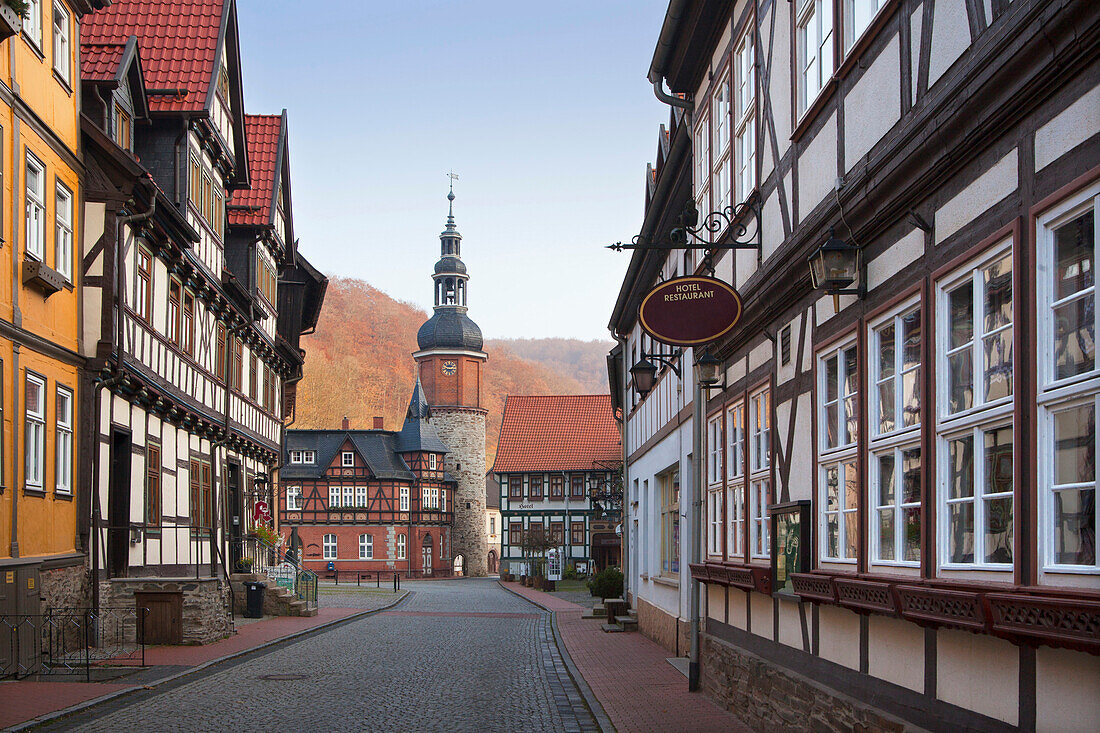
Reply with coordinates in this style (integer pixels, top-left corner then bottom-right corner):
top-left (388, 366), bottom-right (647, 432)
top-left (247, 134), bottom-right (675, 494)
top-left (432, 406), bottom-right (489, 577)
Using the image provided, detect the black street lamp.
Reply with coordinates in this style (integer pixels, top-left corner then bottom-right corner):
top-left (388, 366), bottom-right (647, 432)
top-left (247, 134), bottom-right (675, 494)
top-left (808, 228), bottom-right (865, 310)
top-left (629, 350), bottom-right (682, 397)
top-left (695, 352), bottom-right (723, 389)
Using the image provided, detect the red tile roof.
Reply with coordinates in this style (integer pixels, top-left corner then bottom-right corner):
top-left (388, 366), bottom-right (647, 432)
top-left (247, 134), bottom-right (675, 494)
top-left (81, 42), bottom-right (127, 82)
top-left (83, 0), bottom-right (226, 113)
top-left (491, 395), bottom-right (621, 473)
top-left (228, 114), bottom-right (281, 226)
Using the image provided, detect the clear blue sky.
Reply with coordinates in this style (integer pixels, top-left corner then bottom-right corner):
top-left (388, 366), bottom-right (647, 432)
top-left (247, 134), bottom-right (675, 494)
top-left (237, 0), bottom-right (670, 341)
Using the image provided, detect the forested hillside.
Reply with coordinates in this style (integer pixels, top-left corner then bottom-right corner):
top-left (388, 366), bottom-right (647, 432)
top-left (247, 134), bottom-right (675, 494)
top-left (295, 277), bottom-right (614, 465)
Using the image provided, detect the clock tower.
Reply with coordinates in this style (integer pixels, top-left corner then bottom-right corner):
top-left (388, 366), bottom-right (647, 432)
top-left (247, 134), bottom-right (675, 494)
top-left (413, 184), bottom-right (489, 576)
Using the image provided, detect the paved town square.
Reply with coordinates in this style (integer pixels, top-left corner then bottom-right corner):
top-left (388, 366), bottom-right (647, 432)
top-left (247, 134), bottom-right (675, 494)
top-left (33, 581), bottom-right (598, 733)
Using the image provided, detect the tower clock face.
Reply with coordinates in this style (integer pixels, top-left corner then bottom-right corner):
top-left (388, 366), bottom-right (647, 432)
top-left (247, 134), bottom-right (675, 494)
top-left (441, 360), bottom-right (457, 376)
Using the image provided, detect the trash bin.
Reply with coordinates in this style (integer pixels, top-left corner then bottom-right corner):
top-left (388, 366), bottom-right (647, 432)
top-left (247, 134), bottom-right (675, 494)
top-left (244, 581), bottom-right (266, 618)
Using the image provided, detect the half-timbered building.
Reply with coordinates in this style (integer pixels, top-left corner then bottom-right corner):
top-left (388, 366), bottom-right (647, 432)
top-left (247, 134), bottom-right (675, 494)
top-left (77, 0), bottom-right (325, 644)
top-left (611, 0), bottom-right (1100, 729)
top-left (281, 381), bottom-right (456, 576)
top-left (493, 395), bottom-right (622, 576)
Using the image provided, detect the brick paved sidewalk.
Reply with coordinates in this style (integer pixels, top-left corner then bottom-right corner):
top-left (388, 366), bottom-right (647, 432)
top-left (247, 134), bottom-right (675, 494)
top-left (503, 581), bottom-right (752, 733)
top-left (0, 602), bottom-right (399, 732)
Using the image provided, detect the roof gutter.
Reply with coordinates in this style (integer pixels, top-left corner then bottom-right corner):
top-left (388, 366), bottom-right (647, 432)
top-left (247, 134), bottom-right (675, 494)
top-left (647, 0), bottom-right (690, 86)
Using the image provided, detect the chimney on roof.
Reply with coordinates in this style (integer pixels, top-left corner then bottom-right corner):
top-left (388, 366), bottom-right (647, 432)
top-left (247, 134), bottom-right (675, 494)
top-left (342, 416), bottom-right (350, 430)
top-left (373, 416), bottom-right (384, 430)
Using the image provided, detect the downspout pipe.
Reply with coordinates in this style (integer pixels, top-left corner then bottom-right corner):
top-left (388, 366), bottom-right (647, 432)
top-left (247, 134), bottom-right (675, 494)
top-left (652, 78), bottom-right (693, 111)
top-left (613, 332), bottom-right (630, 600)
top-left (689, 352), bottom-right (703, 692)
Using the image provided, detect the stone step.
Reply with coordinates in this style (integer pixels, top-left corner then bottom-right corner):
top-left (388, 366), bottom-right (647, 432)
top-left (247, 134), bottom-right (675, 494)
top-left (601, 623), bottom-right (625, 633)
top-left (229, 573), bottom-right (263, 582)
top-left (589, 604), bottom-right (608, 618)
top-left (626, 609), bottom-right (638, 620)
top-left (298, 606), bottom-right (318, 617)
top-left (617, 618), bottom-right (638, 631)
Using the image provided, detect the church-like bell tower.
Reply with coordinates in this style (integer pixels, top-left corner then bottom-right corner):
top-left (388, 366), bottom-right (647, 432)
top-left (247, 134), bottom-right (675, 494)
top-left (413, 183), bottom-right (489, 577)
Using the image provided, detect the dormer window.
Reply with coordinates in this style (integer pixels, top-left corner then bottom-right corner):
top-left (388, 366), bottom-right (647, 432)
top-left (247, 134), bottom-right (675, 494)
top-left (289, 450), bottom-right (315, 464)
top-left (342, 451), bottom-right (354, 467)
top-left (114, 105), bottom-right (132, 152)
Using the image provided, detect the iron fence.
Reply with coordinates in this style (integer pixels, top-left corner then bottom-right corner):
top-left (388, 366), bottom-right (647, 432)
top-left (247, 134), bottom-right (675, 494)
top-left (235, 536), bottom-right (319, 609)
top-left (1, 606), bottom-right (148, 682)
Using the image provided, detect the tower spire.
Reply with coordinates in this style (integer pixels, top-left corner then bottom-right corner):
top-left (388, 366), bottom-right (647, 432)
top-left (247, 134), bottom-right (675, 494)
top-left (447, 171), bottom-right (458, 227)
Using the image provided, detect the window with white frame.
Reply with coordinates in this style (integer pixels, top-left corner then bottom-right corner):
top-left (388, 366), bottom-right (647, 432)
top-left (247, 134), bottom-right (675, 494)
top-left (749, 390), bottom-right (771, 558)
top-left (708, 414), bottom-right (723, 485)
top-left (289, 450), bottom-right (315, 464)
top-left (52, 1), bottom-right (70, 80)
top-left (25, 0), bottom-right (42, 47)
top-left (359, 534), bottom-right (373, 559)
top-left (422, 486), bottom-right (431, 508)
top-left (355, 486), bottom-right (367, 507)
top-left (25, 153), bottom-right (46, 260)
top-left (24, 373), bottom-right (45, 489)
top-left (430, 453), bottom-right (437, 470)
top-left (937, 243), bottom-right (1014, 569)
top-left (695, 111), bottom-right (710, 229)
top-left (660, 468), bottom-right (680, 575)
top-left (343, 485), bottom-right (354, 508)
top-left (328, 486), bottom-right (340, 509)
top-left (55, 183), bottom-right (72, 279)
top-left (342, 451), bottom-right (354, 467)
top-left (1038, 188), bottom-right (1098, 571)
top-left (708, 488), bottom-right (723, 557)
top-left (869, 302), bottom-right (923, 565)
top-left (796, 0), bottom-right (834, 116)
top-left (726, 402), bottom-right (745, 557)
top-left (286, 486), bottom-right (301, 511)
top-left (399, 486), bottom-right (409, 511)
top-left (55, 386), bottom-right (72, 494)
top-left (711, 74), bottom-right (731, 215)
top-left (819, 341), bottom-right (858, 561)
top-left (843, 0), bottom-right (887, 53)
top-left (323, 533), bottom-right (337, 560)
top-left (734, 26), bottom-right (756, 202)
top-left (396, 533), bottom-right (406, 559)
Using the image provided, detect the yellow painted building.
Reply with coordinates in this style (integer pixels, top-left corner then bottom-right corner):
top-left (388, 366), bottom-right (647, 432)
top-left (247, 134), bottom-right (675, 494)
top-left (0, 0), bottom-right (105, 621)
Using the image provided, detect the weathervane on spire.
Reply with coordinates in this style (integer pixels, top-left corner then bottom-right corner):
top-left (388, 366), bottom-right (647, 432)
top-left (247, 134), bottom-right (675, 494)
top-left (446, 171), bottom-right (459, 219)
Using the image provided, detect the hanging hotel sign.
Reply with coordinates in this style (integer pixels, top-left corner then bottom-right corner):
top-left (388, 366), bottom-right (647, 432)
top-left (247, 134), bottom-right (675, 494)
top-left (638, 276), bottom-right (743, 346)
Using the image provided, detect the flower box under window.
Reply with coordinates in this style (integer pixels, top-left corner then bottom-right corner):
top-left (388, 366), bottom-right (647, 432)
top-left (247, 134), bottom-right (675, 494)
top-left (0, 4), bottom-right (21, 42)
top-left (22, 257), bottom-right (65, 296)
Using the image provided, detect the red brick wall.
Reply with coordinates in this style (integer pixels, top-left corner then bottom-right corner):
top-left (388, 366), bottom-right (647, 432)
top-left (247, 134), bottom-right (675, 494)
top-left (291, 524), bottom-right (451, 573)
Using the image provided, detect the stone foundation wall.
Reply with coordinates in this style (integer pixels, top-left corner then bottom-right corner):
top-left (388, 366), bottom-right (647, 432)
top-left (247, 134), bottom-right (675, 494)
top-left (40, 563), bottom-right (90, 611)
top-left (433, 408), bottom-right (488, 577)
top-left (101, 577), bottom-right (231, 645)
top-left (637, 597), bottom-right (689, 656)
top-left (700, 632), bottom-right (906, 733)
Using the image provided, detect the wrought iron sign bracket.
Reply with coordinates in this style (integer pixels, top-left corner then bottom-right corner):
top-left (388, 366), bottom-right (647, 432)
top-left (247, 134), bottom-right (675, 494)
top-left (642, 349), bottom-right (683, 377)
top-left (607, 197), bottom-right (762, 254)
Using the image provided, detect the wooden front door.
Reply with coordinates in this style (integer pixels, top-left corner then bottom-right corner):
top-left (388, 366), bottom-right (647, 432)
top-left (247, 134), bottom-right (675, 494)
top-left (108, 429), bottom-right (132, 578)
top-left (135, 592), bottom-right (182, 645)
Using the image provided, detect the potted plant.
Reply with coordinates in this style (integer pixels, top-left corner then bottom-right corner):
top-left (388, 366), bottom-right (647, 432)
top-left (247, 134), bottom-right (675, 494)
top-left (0, 1), bottom-right (26, 40)
top-left (236, 557), bottom-right (254, 573)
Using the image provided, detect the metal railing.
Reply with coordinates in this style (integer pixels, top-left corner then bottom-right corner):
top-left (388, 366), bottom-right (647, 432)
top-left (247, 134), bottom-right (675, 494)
top-left (235, 535), bottom-right (319, 609)
top-left (1, 606), bottom-right (148, 682)
top-left (318, 570), bottom-right (402, 591)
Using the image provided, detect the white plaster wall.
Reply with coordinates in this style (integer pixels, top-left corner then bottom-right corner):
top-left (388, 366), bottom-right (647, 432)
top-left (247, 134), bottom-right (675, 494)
top-left (714, 248), bottom-right (734, 286)
top-left (815, 294), bottom-right (858, 326)
top-left (1035, 645), bottom-right (1100, 733)
top-left (768, 0), bottom-right (792, 151)
top-left (817, 604), bottom-right (861, 670)
top-left (935, 148), bottom-right (1018, 246)
top-left (868, 228), bottom-right (924, 291)
top-left (1035, 81), bottom-right (1100, 170)
top-left (845, 35), bottom-right (901, 172)
top-left (707, 583), bottom-right (725, 621)
top-left (928, 0), bottom-right (971, 89)
top-left (761, 188), bottom-right (784, 262)
top-left (777, 599), bottom-right (804, 649)
top-left (867, 615), bottom-right (924, 692)
top-left (728, 587), bottom-right (748, 629)
top-left (749, 591), bottom-right (773, 639)
top-left (735, 247), bottom-right (757, 289)
top-left (798, 113), bottom-right (838, 223)
top-left (748, 340), bottom-right (771, 373)
top-left (787, 393), bottom-right (814, 502)
top-left (936, 628), bottom-right (1018, 725)
top-left (910, 7), bottom-right (922, 107)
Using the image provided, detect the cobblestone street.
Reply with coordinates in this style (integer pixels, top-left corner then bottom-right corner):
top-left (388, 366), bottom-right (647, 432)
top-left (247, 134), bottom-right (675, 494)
top-left (34, 580), bottom-right (597, 733)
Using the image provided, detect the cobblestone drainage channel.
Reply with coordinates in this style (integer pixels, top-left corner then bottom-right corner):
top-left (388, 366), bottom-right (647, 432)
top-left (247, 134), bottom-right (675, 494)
top-left (257, 673), bottom-right (308, 681)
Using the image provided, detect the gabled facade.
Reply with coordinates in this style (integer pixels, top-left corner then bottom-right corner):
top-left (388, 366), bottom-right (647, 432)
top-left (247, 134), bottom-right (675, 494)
top-left (612, 0), bottom-right (1100, 729)
top-left (281, 381), bottom-right (456, 577)
top-left (75, 0), bottom-right (325, 644)
top-left (0, 0), bottom-right (109, 638)
top-left (492, 395), bottom-right (622, 576)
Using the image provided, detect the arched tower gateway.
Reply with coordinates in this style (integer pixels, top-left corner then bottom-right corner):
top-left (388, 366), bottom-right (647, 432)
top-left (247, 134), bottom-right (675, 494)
top-left (414, 186), bottom-right (489, 577)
